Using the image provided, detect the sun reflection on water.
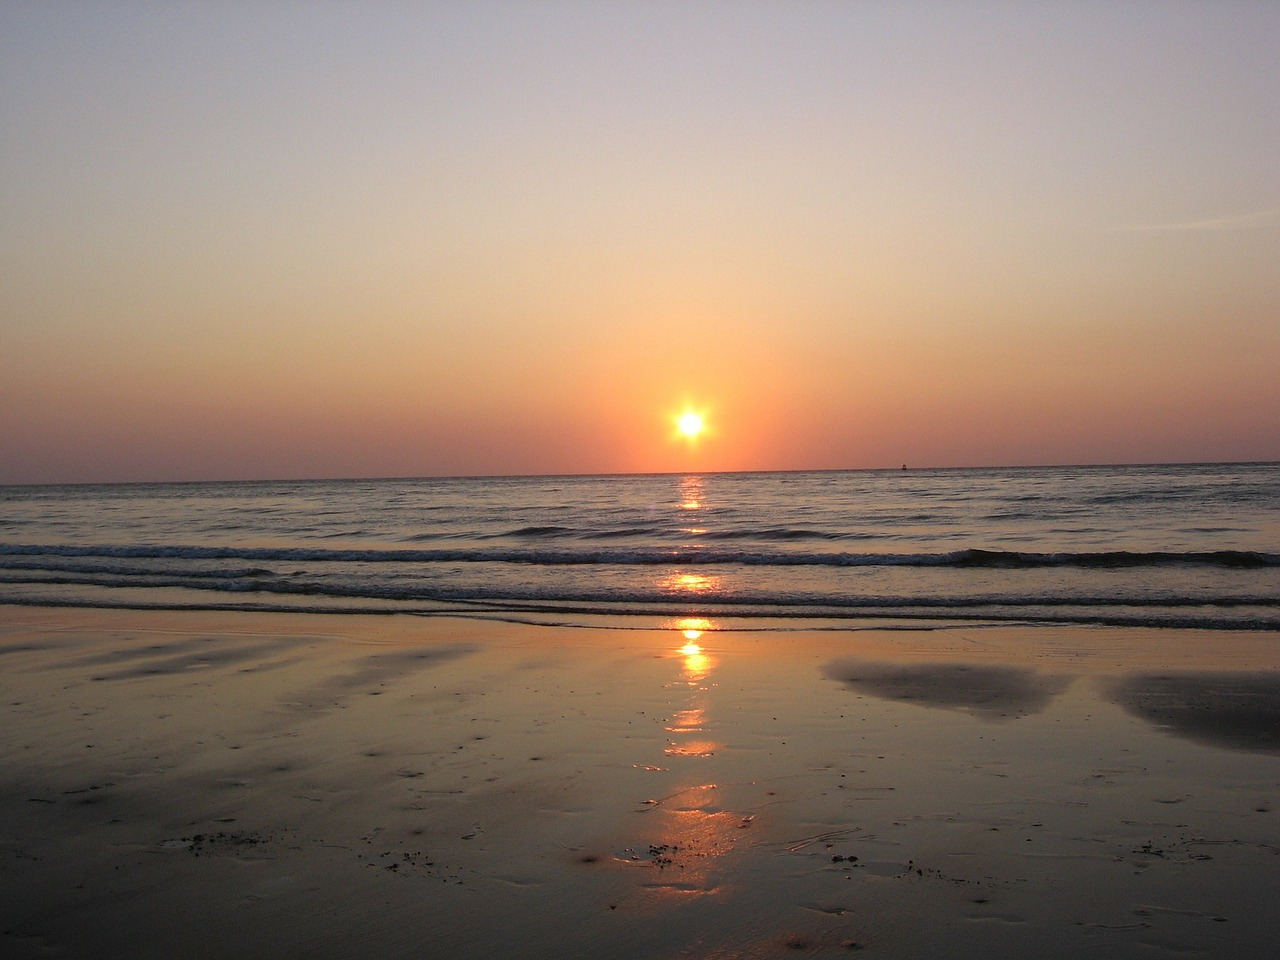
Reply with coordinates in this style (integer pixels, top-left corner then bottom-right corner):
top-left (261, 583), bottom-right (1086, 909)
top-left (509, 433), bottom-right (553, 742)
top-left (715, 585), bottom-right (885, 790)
top-left (677, 475), bottom-right (704, 512)
top-left (660, 572), bottom-right (719, 595)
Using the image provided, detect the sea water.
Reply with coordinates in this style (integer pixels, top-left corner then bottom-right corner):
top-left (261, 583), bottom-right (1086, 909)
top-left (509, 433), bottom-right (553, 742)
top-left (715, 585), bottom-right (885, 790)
top-left (1, 463), bottom-right (1277, 630)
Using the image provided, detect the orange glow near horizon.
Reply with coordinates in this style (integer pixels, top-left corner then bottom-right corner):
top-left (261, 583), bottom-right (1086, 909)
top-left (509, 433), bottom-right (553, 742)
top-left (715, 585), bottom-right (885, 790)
top-left (4, 6), bottom-right (1278, 486)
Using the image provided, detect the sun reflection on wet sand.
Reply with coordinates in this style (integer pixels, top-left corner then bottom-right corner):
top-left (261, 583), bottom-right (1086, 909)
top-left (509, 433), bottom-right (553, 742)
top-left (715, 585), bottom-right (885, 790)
top-left (620, 618), bottom-right (755, 898)
top-left (631, 783), bottom-right (754, 896)
top-left (677, 617), bottom-right (712, 640)
top-left (671, 618), bottom-right (715, 682)
top-left (664, 634), bottom-right (717, 757)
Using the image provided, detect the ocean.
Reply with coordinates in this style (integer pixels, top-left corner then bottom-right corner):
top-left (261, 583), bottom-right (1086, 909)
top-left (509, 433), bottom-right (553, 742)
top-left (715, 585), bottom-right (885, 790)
top-left (1, 463), bottom-right (1277, 631)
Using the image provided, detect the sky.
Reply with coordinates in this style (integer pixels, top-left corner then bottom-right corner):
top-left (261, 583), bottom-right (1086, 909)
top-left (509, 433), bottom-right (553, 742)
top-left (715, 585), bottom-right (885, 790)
top-left (2, 0), bottom-right (1278, 483)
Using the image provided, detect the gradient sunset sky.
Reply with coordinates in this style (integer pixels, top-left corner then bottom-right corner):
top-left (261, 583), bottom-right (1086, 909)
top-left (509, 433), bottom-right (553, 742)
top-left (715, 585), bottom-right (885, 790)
top-left (3, 1), bottom-right (1277, 483)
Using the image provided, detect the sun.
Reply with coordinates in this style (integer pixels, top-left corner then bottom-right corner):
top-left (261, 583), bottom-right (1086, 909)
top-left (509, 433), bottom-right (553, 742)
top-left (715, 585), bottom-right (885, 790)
top-left (676, 411), bottom-right (706, 439)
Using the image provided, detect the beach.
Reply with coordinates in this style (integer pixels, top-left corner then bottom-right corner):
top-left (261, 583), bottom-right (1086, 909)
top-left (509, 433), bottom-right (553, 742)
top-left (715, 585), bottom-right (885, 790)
top-left (2, 605), bottom-right (1276, 959)
top-left (7, 1), bottom-right (1279, 954)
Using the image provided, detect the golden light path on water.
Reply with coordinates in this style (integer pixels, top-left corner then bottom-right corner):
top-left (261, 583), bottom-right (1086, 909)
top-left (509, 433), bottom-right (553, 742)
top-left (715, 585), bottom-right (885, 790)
top-left (661, 475), bottom-right (719, 598)
top-left (678, 474), bottom-right (704, 512)
top-left (659, 572), bottom-right (720, 595)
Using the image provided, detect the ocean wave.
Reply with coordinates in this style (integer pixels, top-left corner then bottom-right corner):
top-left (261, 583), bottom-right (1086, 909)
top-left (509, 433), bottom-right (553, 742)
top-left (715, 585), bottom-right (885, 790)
top-left (580, 526), bottom-right (679, 540)
top-left (2, 543), bottom-right (1276, 570)
top-left (479, 525), bottom-right (871, 543)
top-left (3, 566), bottom-right (1276, 612)
top-left (0, 559), bottom-right (275, 579)
top-left (698, 527), bottom-right (855, 542)
top-left (495, 525), bottom-right (578, 538)
top-left (2, 590), bottom-right (1278, 632)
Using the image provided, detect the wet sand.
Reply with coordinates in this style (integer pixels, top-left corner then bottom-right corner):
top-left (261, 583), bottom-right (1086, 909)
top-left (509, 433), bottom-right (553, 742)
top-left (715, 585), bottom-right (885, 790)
top-left (1, 605), bottom-right (1277, 959)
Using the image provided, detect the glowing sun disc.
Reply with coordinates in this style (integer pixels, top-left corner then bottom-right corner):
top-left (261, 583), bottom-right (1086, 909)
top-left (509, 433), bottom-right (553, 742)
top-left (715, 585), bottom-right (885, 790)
top-left (677, 412), bottom-right (705, 439)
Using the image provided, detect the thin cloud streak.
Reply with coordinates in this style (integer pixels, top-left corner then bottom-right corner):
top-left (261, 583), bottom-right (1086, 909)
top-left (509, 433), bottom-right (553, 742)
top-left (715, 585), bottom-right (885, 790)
top-left (1107, 207), bottom-right (1280, 233)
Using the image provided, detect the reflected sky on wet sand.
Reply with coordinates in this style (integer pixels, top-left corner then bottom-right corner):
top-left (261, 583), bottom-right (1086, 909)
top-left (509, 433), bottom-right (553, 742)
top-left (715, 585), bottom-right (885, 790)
top-left (1107, 672), bottom-right (1280, 754)
top-left (821, 660), bottom-right (1072, 720)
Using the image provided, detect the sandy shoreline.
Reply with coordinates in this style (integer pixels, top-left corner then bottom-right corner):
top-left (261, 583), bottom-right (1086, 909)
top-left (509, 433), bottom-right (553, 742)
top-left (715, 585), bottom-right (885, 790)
top-left (1, 605), bottom-right (1277, 958)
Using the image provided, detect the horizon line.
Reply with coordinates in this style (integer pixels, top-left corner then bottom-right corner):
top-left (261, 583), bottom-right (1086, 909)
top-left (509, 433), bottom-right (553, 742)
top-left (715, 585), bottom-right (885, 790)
top-left (5, 459), bottom-right (1278, 489)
